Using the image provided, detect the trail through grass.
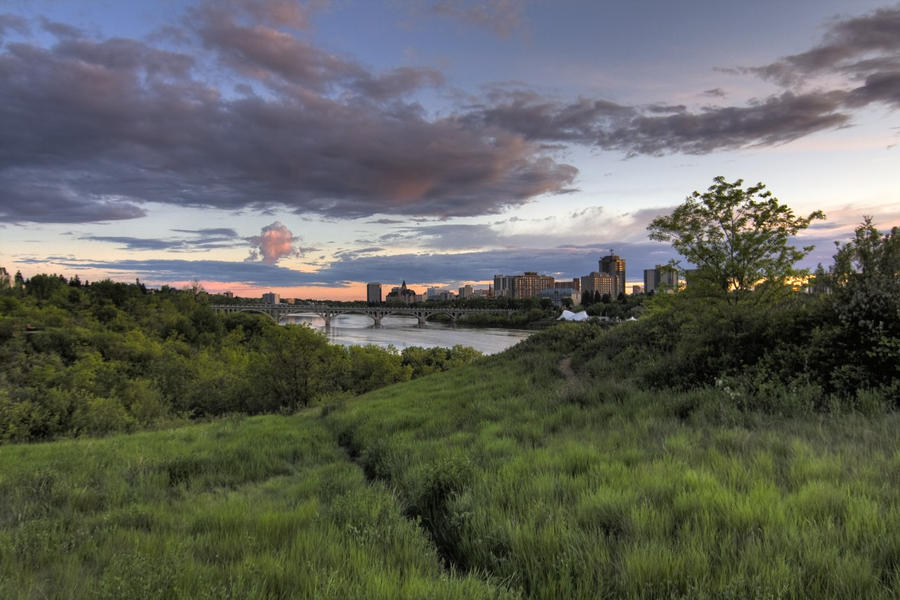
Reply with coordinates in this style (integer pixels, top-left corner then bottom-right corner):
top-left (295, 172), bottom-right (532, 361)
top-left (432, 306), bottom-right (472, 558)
top-left (325, 332), bottom-right (900, 599)
top-left (0, 414), bottom-right (514, 600)
top-left (3, 324), bottom-right (899, 599)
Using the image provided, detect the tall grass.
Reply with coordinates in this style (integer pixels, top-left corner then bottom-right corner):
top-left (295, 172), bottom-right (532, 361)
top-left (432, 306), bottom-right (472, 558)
top-left (0, 414), bottom-right (514, 599)
top-left (4, 322), bottom-right (899, 598)
top-left (325, 328), bottom-right (900, 599)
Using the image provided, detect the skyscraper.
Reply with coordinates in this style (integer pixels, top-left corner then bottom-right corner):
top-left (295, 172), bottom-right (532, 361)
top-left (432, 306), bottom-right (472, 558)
top-left (599, 253), bottom-right (626, 297)
top-left (366, 282), bottom-right (382, 304)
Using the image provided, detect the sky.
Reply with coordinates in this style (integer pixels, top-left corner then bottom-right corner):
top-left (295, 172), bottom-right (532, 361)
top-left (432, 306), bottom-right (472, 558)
top-left (1, 0), bottom-right (898, 300)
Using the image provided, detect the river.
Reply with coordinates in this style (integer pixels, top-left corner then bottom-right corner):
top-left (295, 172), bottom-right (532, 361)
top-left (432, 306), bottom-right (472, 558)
top-left (281, 313), bottom-right (532, 355)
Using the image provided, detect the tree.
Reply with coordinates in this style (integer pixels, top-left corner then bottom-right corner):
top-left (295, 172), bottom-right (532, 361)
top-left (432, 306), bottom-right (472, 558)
top-left (648, 177), bottom-right (824, 297)
top-left (826, 217), bottom-right (900, 391)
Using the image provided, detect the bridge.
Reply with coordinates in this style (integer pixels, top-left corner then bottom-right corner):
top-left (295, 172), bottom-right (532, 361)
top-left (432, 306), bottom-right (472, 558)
top-left (210, 303), bottom-right (518, 327)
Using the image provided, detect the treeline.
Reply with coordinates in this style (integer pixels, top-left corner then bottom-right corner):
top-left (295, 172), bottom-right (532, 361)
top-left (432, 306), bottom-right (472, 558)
top-left (564, 218), bottom-right (900, 411)
top-left (0, 277), bottom-right (481, 443)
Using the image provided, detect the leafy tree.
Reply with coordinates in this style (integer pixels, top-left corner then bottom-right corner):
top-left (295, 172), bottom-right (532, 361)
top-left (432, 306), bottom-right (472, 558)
top-left (824, 218), bottom-right (900, 392)
top-left (344, 345), bottom-right (411, 394)
top-left (648, 176), bottom-right (824, 297)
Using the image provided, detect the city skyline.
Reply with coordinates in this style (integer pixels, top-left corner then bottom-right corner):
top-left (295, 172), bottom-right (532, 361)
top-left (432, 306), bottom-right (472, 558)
top-left (1, 1), bottom-right (898, 300)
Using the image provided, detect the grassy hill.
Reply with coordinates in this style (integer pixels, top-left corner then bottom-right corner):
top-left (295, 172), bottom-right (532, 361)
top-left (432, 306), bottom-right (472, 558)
top-left (3, 322), bottom-right (899, 599)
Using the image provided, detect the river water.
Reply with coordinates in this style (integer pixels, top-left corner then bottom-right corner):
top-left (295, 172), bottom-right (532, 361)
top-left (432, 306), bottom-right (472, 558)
top-left (281, 313), bottom-right (532, 355)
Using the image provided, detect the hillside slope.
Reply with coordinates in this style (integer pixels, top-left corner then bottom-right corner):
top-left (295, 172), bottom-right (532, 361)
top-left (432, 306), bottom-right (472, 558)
top-left (327, 325), bottom-right (900, 599)
top-left (2, 322), bottom-right (899, 599)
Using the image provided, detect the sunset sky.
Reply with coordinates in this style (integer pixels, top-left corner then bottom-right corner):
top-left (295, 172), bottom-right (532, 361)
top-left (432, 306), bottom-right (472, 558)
top-left (1, 0), bottom-right (898, 299)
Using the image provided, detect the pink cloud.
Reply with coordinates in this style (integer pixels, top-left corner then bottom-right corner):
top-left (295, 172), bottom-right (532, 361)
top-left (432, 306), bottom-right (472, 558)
top-left (246, 221), bottom-right (301, 264)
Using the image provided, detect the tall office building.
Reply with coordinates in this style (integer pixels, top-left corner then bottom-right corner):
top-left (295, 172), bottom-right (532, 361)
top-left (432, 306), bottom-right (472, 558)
top-left (366, 282), bottom-right (382, 304)
top-left (580, 272), bottom-right (618, 298)
top-left (599, 253), bottom-right (626, 297)
top-left (643, 265), bottom-right (679, 294)
top-left (261, 292), bottom-right (280, 304)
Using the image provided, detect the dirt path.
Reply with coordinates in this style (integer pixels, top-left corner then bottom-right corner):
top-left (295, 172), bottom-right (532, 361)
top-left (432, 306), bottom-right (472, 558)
top-left (558, 356), bottom-right (576, 381)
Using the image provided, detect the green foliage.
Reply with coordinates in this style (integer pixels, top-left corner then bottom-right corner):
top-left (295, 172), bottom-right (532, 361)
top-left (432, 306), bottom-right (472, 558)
top-left (0, 278), bottom-right (484, 442)
top-left (820, 218), bottom-right (900, 393)
top-left (401, 345), bottom-right (484, 378)
top-left (344, 345), bottom-right (412, 394)
top-left (648, 176), bottom-right (824, 296)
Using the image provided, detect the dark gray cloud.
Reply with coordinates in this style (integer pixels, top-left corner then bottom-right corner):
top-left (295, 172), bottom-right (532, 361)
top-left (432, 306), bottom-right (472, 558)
top-left (81, 229), bottom-right (245, 251)
top-left (749, 6), bottom-right (900, 86)
top-left (466, 87), bottom-right (852, 155)
top-left (3, 3), bottom-right (897, 227)
top-left (0, 179), bottom-right (146, 223)
top-left (467, 89), bottom-right (633, 142)
top-left (0, 5), bottom-right (576, 224)
top-left (192, 1), bottom-right (443, 99)
top-left (599, 91), bottom-right (852, 156)
top-left (465, 7), bottom-right (900, 156)
top-left (39, 18), bottom-right (83, 40)
top-left (846, 71), bottom-right (900, 108)
top-left (743, 6), bottom-right (900, 111)
top-left (0, 13), bottom-right (29, 39)
top-left (172, 228), bottom-right (239, 237)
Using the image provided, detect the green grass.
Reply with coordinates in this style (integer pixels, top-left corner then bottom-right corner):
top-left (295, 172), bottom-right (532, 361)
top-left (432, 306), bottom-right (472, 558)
top-left (3, 324), bottom-right (899, 598)
top-left (325, 332), bottom-right (900, 599)
top-left (0, 414), bottom-right (514, 599)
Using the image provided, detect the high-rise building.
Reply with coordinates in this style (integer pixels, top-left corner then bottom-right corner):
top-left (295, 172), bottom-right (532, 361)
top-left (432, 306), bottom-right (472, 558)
top-left (493, 274), bottom-right (514, 297)
top-left (644, 265), bottom-right (679, 294)
top-left (367, 282), bottom-right (382, 304)
top-left (515, 272), bottom-right (555, 298)
top-left (580, 272), bottom-right (618, 298)
top-left (261, 292), bottom-right (280, 304)
top-left (493, 272), bottom-right (555, 299)
top-left (458, 284), bottom-right (473, 299)
top-left (599, 253), bottom-right (626, 297)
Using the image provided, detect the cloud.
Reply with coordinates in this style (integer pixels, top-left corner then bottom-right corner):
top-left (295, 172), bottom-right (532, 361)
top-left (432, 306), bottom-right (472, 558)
top-left (81, 229), bottom-right (244, 251)
top-left (246, 221), bottom-right (304, 264)
top-left (464, 6), bottom-right (900, 156)
top-left (2, 3), bottom-right (896, 228)
top-left (749, 6), bottom-right (900, 87)
top-left (0, 178), bottom-right (146, 223)
top-left (467, 87), bottom-right (852, 155)
top-left (171, 227), bottom-right (239, 237)
top-left (26, 245), bottom-right (670, 288)
top-left (599, 91), bottom-right (851, 155)
top-left (0, 13), bottom-right (29, 40)
top-left (0, 10), bottom-right (576, 223)
top-left (29, 206), bottom-right (878, 289)
top-left (742, 6), bottom-right (900, 110)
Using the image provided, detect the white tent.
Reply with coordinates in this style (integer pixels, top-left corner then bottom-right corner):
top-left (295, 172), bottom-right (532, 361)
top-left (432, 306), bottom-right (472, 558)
top-left (557, 310), bottom-right (589, 322)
